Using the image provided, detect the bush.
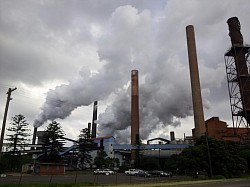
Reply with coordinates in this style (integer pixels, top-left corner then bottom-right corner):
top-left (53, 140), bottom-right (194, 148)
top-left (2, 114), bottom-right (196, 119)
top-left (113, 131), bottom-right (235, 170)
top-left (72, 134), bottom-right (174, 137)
top-left (212, 175), bottom-right (226, 179)
top-left (118, 164), bottom-right (127, 173)
top-left (0, 156), bottom-right (10, 174)
top-left (27, 169), bottom-right (33, 174)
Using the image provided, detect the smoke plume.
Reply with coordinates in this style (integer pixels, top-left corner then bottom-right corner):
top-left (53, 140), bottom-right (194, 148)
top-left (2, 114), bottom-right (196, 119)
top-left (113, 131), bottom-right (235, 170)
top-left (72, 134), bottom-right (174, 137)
top-left (33, 4), bottom-right (213, 143)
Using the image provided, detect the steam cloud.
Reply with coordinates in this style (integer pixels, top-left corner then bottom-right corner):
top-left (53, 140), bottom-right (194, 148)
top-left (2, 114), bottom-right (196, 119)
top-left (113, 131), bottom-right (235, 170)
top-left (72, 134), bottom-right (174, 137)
top-left (33, 4), bottom-right (212, 143)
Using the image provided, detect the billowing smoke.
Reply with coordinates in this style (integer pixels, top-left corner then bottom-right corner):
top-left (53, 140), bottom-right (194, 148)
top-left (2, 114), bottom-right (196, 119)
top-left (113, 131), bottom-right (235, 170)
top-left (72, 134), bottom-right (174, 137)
top-left (33, 64), bottom-right (130, 127)
top-left (33, 5), bottom-right (153, 128)
top-left (33, 4), bottom-right (213, 143)
top-left (98, 57), bottom-right (195, 144)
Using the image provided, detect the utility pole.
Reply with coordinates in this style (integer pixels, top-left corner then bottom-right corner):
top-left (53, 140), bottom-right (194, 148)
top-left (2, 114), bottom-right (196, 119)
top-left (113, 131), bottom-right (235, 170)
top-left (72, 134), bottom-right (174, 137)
top-left (205, 132), bottom-right (213, 178)
top-left (0, 87), bottom-right (17, 159)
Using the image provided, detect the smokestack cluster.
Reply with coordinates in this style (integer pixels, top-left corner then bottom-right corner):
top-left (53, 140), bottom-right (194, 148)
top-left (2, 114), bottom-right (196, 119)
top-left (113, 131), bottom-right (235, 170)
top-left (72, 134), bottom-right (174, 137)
top-left (186, 25), bottom-right (206, 138)
top-left (32, 7), bottom-right (197, 144)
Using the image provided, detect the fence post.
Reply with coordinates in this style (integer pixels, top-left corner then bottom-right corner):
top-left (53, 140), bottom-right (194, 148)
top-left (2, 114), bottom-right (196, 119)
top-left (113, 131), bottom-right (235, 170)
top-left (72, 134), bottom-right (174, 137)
top-left (18, 172), bottom-right (23, 186)
top-left (49, 174), bottom-right (53, 186)
top-left (115, 172), bottom-right (117, 185)
top-left (74, 173), bottom-right (78, 184)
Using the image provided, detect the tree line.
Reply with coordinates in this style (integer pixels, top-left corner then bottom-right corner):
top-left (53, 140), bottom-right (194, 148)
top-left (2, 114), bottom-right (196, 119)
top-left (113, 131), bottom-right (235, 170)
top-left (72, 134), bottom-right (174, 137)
top-left (0, 114), bottom-right (119, 173)
top-left (1, 114), bottom-right (250, 179)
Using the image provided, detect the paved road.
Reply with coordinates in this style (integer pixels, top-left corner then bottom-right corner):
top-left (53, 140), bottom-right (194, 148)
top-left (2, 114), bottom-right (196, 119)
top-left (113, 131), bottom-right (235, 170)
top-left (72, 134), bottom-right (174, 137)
top-left (0, 173), bottom-right (249, 186)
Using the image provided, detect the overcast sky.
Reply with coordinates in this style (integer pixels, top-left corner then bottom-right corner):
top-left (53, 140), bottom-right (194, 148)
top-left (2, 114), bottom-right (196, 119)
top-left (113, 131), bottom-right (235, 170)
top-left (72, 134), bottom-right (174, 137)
top-left (1, 0), bottom-right (250, 145)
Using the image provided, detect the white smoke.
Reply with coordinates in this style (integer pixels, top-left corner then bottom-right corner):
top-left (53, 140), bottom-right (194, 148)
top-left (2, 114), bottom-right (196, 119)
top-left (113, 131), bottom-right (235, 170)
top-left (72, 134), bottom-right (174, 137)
top-left (33, 2), bottom-right (234, 143)
top-left (33, 5), bottom-right (153, 128)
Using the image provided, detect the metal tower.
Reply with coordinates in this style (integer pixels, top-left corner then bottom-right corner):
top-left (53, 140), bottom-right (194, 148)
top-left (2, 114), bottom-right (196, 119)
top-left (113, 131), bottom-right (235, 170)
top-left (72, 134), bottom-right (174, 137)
top-left (224, 17), bottom-right (250, 138)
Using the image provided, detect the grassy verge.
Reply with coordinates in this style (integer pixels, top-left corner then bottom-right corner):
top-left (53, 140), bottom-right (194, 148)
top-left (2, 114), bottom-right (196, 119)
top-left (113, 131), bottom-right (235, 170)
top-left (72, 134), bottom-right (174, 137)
top-left (105, 179), bottom-right (224, 187)
top-left (0, 179), bottom-right (239, 187)
top-left (105, 177), bottom-right (250, 187)
top-left (0, 182), bottom-right (96, 187)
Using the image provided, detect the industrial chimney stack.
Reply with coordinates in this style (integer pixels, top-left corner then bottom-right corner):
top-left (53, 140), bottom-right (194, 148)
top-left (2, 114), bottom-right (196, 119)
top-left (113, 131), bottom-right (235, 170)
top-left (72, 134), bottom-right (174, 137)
top-left (32, 127), bottom-right (37, 147)
top-left (91, 101), bottom-right (98, 138)
top-left (131, 70), bottom-right (140, 161)
top-left (227, 17), bottom-right (250, 124)
top-left (186, 25), bottom-right (206, 138)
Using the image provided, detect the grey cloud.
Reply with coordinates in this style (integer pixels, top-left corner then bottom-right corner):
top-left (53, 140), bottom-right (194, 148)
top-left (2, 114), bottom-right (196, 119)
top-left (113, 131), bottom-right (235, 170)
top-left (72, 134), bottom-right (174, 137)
top-left (1, 0), bottom-right (250, 143)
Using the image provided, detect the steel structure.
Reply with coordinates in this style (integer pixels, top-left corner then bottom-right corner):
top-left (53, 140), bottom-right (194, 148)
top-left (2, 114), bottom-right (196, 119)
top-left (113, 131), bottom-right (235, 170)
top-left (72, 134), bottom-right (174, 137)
top-left (224, 17), bottom-right (250, 136)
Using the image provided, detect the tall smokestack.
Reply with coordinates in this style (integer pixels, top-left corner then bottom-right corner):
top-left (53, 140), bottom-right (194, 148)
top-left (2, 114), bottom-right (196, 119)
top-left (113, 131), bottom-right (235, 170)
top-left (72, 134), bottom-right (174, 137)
top-left (87, 122), bottom-right (91, 139)
top-left (91, 101), bottom-right (98, 138)
top-left (32, 127), bottom-right (37, 145)
top-left (227, 17), bottom-right (250, 124)
top-left (131, 70), bottom-right (139, 161)
top-left (31, 127), bottom-right (37, 150)
top-left (186, 25), bottom-right (206, 138)
top-left (170, 131), bottom-right (175, 141)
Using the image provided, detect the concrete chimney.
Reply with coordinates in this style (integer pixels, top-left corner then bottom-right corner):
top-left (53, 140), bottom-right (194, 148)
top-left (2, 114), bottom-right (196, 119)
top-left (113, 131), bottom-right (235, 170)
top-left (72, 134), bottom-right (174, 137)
top-left (186, 25), bottom-right (206, 138)
top-left (131, 70), bottom-right (140, 145)
top-left (91, 101), bottom-right (98, 138)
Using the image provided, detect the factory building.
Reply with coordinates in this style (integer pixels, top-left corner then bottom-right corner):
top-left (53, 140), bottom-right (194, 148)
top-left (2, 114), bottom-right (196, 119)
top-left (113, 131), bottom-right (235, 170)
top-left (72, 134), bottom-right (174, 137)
top-left (204, 117), bottom-right (249, 142)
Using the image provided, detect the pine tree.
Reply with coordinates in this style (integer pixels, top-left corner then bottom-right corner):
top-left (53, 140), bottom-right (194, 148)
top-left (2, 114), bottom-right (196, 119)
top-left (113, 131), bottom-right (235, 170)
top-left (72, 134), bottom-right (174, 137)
top-left (41, 121), bottom-right (65, 163)
top-left (94, 150), bottom-right (108, 168)
top-left (77, 128), bottom-right (93, 169)
top-left (5, 114), bottom-right (31, 155)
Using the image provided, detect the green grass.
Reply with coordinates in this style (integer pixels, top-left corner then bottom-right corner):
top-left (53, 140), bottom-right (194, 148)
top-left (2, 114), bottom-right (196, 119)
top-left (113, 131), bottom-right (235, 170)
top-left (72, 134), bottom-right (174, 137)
top-left (1, 174), bottom-right (250, 187)
top-left (0, 182), bottom-right (96, 187)
top-left (105, 177), bottom-right (250, 187)
top-left (105, 180), bottom-right (224, 187)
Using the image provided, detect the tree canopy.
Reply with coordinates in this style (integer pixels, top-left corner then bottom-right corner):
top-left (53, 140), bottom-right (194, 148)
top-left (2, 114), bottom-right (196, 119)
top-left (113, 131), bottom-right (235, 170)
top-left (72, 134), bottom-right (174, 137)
top-left (165, 136), bottom-right (248, 178)
top-left (41, 121), bottom-right (65, 163)
top-left (77, 128), bottom-right (93, 169)
top-left (5, 114), bottom-right (31, 154)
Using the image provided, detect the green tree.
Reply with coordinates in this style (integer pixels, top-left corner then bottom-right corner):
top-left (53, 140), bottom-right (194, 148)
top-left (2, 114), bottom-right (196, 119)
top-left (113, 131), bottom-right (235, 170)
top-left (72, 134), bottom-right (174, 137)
top-left (77, 128), bottom-right (93, 169)
top-left (240, 146), bottom-right (250, 171)
top-left (165, 136), bottom-right (248, 178)
top-left (195, 136), bottom-right (247, 178)
top-left (106, 157), bottom-right (120, 168)
top-left (94, 151), bottom-right (108, 168)
top-left (5, 114), bottom-right (31, 155)
top-left (0, 155), bottom-right (11, 173)
top-left (139, 158), bottom-right (161, 171)
top-left (41, 121), bottom-right (65, 163)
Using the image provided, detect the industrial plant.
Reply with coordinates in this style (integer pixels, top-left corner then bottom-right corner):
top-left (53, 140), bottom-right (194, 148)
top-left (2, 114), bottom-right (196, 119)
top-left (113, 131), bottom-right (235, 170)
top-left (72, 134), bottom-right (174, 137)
top-left (1, 17), bottom-right (250, 173)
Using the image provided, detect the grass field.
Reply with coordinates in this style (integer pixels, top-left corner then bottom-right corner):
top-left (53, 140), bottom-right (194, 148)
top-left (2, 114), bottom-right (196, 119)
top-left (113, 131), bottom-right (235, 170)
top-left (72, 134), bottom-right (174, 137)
top-left (0, 179), bottom-right (231, 187)
top-left (0, 174), bottom-right (249, 187)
